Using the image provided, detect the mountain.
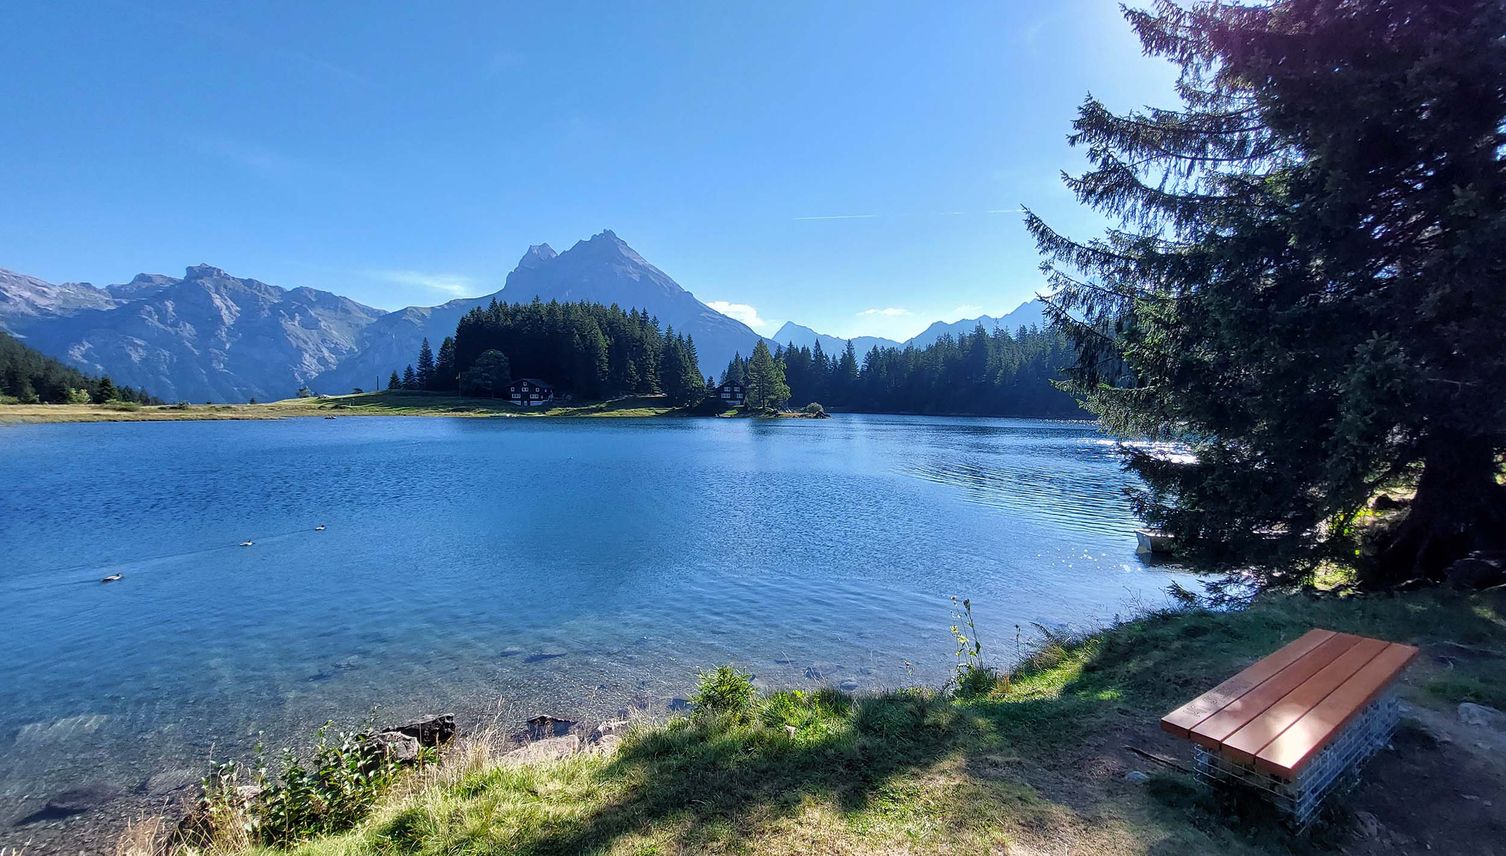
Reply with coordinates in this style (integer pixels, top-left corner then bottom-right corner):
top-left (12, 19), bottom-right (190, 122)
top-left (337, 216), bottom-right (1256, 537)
top-left (770, 322), bottom-right (901, 357)
top-left (17, 265), bottom-right (384, 402)
top-left (312, 231), bottom-right (767, 392)
top-left (499, 231), bottom-right (768, 373)
top-left (0, 269), bottom-right (117, 332)
top-left (904, 299), bottom-right (1049, 348)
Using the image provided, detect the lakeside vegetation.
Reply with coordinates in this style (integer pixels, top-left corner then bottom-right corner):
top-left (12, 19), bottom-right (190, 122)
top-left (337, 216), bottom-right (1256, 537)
top-left (386, 294), bottom-right (1088, 419)
top-left (0, 391), bottom-right (689, 423)
top-left (132, 587), bottom-right (1505, 856)
top-left (1, 330), bottom-right (156, 406)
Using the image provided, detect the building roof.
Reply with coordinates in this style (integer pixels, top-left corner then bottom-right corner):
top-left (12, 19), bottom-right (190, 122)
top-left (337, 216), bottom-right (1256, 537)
top-left (509, 377), bottom-right (553, 389)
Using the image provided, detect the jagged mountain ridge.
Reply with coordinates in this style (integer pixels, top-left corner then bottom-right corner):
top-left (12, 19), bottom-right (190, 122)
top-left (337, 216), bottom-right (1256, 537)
top-left (770, 322), bottom-right (902, 357)
top-left (9, 265), bottom-right (384, 402)
top-left (3, 233), bottom-right (1051, 403)
top-left (312, 230), bottom-right (771, 392)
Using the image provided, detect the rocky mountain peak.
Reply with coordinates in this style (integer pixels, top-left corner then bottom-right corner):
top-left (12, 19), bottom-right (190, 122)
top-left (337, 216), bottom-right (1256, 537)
top-left (517, 243), bottom-right (558, 270)
top-left (184, 264), bottom-right (228, 281)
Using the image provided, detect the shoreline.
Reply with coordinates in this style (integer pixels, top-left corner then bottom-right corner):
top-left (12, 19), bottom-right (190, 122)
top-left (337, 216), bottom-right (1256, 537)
top-left (95, 587), bottom-right (1505, 856)
top-left (0, 391), bottom-right (847, 424)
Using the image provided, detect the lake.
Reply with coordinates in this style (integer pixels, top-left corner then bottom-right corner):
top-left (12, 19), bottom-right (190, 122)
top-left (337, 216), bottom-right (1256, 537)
top-left (0, 414), bottom-right (1188, 849)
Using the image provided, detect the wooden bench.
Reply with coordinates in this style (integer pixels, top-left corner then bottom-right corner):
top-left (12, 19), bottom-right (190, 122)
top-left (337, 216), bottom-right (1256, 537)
top-left (1161, 629), bottom-right (1417, 819)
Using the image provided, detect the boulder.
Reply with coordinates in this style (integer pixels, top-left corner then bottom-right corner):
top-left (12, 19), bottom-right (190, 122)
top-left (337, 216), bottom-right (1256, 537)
top-left (384, 714), bottom-right (455, 747)
top-left (1446, 554), bottom-right (1506, 590)
top-left (364, 730), bottom-right (420, 765)
top-left (1122, 770), bottom-right (1151, 784)
top-left (586, 734), bottom-right (623, 756)
top-left (527, 715), bottom-right (577, 740)
top-left (1458, 702), bottom-right (1506, 733)
top-left (589, 719), bottom-right (630, 743)
top-left (500, 735), bottom-right (581, 767)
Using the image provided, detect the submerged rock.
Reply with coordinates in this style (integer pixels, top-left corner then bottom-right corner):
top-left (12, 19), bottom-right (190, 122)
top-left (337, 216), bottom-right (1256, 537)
top-left (527, 715), bottom-right (577, 740)
top-left (20, 782), bottom-right (123, 823)
top-left (141, 768), bottom-right (200, 796)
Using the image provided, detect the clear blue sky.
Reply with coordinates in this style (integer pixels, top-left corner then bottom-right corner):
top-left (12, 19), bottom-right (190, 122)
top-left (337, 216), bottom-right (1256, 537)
top-left (0, 1), bottom-right (1175, 341)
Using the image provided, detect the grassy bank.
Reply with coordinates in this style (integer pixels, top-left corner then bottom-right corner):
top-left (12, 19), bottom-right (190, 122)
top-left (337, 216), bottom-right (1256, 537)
top-left (0, 391), bottom-right (840, 424)
top-left (145, 588), bottom-right (1505, 856)
top-left (0, 391), bottom-right (683, 423)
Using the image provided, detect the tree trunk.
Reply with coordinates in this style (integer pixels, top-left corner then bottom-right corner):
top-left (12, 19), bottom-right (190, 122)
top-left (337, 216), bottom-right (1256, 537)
top-left (1368, 435), bottom-right (1506, 587)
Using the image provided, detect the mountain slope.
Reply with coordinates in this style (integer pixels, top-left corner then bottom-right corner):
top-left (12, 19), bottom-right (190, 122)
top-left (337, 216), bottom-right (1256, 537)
top-left (904, 299), bottom-right (1048, 348)
top-left (499, 231), bottom-right (767, 373)
top-left (313, 232), bottom-right (767, 391)
top-left (21, 265), bottom-right (384, 402)
top-left (0, 269), bottom-right (117, 333)
top-left (770, 322), bottom-right (901, 357)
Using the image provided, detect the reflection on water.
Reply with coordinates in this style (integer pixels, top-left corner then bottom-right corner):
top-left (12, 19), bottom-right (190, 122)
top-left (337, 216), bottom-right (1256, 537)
top-left (0, 414), bottom-right (1187, 850)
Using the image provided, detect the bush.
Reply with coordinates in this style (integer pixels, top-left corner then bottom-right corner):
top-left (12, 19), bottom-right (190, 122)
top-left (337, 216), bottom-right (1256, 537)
top-left (802, 402), bottom-right (829, 417)
top-left (198, 722), bottom-right (417, 849)
top-left (690, 665), bottom-right (757, 721)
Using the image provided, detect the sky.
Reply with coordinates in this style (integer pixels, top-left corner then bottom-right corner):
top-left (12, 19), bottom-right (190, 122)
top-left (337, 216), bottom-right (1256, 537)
top-left (0, 1), bottom-right (1177, 342)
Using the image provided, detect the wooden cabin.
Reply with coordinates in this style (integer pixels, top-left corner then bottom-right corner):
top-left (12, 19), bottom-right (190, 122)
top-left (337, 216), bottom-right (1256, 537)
top-left (507, 378), bottom-right (555, 407)
top-left (712, 380), bottom-right (746, 406)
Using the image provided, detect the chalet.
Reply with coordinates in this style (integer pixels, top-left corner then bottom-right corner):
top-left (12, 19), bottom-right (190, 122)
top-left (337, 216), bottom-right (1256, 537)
top-left (507, 378), bottom-right (555, 406)
top-left (712, 380), bottom-right (746, 406)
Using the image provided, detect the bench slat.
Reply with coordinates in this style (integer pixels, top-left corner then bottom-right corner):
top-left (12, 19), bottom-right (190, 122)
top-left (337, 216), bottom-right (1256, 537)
top-left (1160, 628), bottom-right (1335, 738)
top-left (1254, 642), bottom-right (1418, 777)
top-left (1189, 632), bottom-right (1363, 749)
top-left (1220, 637), bottom-right (1389, 765)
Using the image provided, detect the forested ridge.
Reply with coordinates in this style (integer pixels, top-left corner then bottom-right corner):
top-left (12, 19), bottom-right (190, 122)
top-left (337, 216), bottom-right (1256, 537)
top-left (391, 297), bottom-right (1085, 418)
top-left (0, 331), bottom-right (157, 404)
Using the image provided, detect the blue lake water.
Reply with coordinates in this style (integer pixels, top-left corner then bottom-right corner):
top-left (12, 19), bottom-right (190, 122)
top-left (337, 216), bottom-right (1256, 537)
top-left (0, 413), bottom-right (1188, 848)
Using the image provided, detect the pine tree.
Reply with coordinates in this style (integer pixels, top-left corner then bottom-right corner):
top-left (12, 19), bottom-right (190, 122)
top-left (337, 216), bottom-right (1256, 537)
top-left (401, 364), bottom-right (417, 390)
top-left (91, 376), bottom-right (116, 404)
top-left (415, 338), bottom-right (435, 390)
top-left (1026, 0), bottom-right (1506, 586)
top-left (433, 336), bottom-right (457, 391)
top-left (721, 353), bottom-right (746, 386)
top-left (745, 340), bottom-right (790, 411)
top-left (388, 370), bottom-right (401, 390)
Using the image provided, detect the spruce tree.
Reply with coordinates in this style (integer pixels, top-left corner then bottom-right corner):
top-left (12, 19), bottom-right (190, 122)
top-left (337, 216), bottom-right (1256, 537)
top-left (433, 336), bottom-right (457, 391)
top-left (401, 364), bottom-right (417, 390)
top-left (415, 338), bottom-right (435, 390)
top-left (745, 340), bottom-right (790, 411)
top-left (91, 376), bottom-right (116, 404)
top-left (1027, 0), bottom-right (1506, 586)
top-left (388, 370), bottom-right (401, 390)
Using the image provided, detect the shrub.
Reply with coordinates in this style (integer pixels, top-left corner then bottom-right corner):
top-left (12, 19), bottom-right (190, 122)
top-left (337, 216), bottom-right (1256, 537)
top-left (690, 665), bottom-right (757, 721)
top-left (197, 722), bottom-right (416, 849)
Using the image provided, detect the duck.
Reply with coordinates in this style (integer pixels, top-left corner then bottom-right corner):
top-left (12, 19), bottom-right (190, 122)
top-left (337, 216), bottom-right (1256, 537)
top-left (101, 573), bottom-right (123, 584)
top-left (314, 524), bottom-right (326, 532)
top-left (240, 540), bottom-right (254, 547)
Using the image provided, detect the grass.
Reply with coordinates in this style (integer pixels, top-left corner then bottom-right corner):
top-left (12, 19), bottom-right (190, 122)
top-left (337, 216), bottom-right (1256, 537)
top-left (0, 391), bottom-right (683, 423)
top-left (1, 391), bottom-right (836, 423)
top-left (140, 587), bottom-right (1504, 856)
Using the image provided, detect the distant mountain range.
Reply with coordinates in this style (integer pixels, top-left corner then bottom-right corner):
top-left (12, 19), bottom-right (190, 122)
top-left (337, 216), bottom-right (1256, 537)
top-left (771, 298), bottom-right (1047, 354)
top-left (0, 231), bottom-right (1049, 403)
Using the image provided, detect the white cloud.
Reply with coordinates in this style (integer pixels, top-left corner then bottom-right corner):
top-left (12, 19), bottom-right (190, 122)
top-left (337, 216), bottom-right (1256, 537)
top-left (858, 307), bottom-right (912, 318)
top-left (373, 270), bottom-right (478, 297)
top-left (707, 300), bottom-right (776, 334)
top-left (949, 304), bottom-right (985, 320)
